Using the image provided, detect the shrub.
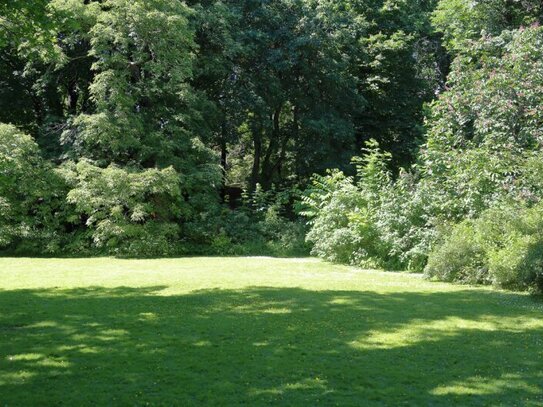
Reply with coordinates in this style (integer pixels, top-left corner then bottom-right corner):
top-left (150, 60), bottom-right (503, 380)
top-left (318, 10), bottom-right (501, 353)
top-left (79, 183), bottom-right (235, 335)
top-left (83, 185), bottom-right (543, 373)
top-left (301, 141), bottom-right (433, 270)
top-left (424, 221), bottom-right (487, 284)
top-left (302, 170), bottom-right (375, 265)
top-left (301, 27), bottom-right (543, 282)
top-left (182, 185), bottom-right (310, 257)
top-left (425, 202), bottom-right (543, 292)
top-left (60, 160), bottom-right (183, 257)
top-left (0, 123), bottom-right (70, 253)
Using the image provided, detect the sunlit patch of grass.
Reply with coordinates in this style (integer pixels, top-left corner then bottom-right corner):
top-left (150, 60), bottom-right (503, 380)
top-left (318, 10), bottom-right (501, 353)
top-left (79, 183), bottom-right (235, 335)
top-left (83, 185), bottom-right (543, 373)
top-left (350, 315), bottom-right (543, 350)
top-left (0, 257), bottom-right (542, 406)
top-left (430, 373), bottom-right (543, 396)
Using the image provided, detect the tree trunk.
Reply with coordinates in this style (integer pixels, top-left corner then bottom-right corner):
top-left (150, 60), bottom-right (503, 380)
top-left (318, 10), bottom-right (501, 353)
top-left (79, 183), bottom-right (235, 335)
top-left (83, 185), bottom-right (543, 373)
top-left (220, 121), bottom-right (228, 201)
top-left (261, 106), bottom-right (282, 189)
top-left (250, 122), bottom-right (262, 193)
top-left (67, 79), bottom-right (78, 114)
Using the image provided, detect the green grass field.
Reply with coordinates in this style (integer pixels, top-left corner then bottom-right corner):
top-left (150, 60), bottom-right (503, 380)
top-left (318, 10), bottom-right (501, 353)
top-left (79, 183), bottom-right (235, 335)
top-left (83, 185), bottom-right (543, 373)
top-left (0, 257), bottom-right (542, 406)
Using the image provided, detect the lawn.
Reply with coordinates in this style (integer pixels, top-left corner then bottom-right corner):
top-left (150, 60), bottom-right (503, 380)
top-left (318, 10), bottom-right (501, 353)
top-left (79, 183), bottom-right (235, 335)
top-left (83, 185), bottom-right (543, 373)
top-left (0, 257), bottom-right (542, 406)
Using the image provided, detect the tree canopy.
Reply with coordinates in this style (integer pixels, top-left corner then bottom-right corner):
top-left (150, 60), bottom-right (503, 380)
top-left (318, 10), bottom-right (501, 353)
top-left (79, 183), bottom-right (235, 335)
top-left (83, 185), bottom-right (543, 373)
top-left (2, 0), bottom-right (543, 291)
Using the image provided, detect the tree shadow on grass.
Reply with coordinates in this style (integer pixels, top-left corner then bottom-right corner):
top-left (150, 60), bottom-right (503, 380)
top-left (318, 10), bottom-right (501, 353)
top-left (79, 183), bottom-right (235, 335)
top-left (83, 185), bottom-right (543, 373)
top-left (0, 286), bottom-right (542, 406)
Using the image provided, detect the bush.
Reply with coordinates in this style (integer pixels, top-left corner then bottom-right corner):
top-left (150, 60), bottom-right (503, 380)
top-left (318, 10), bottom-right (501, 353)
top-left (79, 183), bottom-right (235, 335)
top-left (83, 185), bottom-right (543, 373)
top-left (301, 141), bottom-right (433, 270)
top-left (0, 123), bottom-right (70, 253)
top-left (182, 185), bottom-right (310, 257)
top-left (424, 221), bottom-right (487, 284)
top-left (425, 202), bottom-right (543, 292)
top-left (303, 172), bottom-right (373, 265)
top-left (60, 160), bottom-right (183, 257)
top-left (301, 27), bottom-right (543, 283)
top-left (257, 206), bottom-right (310, 256)
top-left (373, 171), bottom-right (439, 271)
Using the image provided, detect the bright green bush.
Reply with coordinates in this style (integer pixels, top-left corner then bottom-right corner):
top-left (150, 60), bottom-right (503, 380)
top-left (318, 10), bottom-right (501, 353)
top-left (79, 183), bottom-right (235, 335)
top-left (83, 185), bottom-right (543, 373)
top-left (60, 160), bottom-right (183, 257)
top-left (0, 123), bottom-right (70, 253)
top-left (424, 221), bottom-right (487, 284)
top-left (373, 172), bottom-right (438, 271)
top-left (303, 171), bottom-right (370, 265)
top-left (0, 123), bottom-right (43, 246)
top-left (426, 203), bottom-right (543, 292)
top-left (301, 141), bottom-right (434, 270)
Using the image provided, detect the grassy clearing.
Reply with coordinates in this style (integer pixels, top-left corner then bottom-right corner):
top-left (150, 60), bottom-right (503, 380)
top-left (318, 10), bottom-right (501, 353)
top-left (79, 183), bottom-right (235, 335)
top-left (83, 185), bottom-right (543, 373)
top-left (0, 257), bottom-right (542, 406)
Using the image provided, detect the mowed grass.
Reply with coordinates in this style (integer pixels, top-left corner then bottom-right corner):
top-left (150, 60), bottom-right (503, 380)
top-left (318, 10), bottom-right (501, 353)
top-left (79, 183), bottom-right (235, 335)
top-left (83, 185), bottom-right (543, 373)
top-left (0, 258), bottom-right (542, 406)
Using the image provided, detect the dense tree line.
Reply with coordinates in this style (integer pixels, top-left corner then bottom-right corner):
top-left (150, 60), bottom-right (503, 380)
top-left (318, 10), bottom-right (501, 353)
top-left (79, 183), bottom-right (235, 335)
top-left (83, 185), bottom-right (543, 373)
top-left (2, 0), bottom-right (543, 291)
top-left (303, 0), bottom-right (543, 292)
top-left (0, 0), bottom-right (440, 255)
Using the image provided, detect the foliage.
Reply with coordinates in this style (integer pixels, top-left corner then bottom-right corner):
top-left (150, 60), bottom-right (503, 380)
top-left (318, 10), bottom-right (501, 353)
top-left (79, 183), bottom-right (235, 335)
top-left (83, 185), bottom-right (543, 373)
top-left (189, 0), bottom-right (441, 189)
top-left (372, 171), bottom-right (438, 271)
top-left (0, 124), bottom-right (69, 253)
top-left (60, 161), bottom-right (183, 257)
top-left (1, 0), bottom-right (442, 257)
top-left (433, 0), bottom-right (543, 53)
top-left (302, 170), bottom-right (372, 265)
top-left (424, 221), bottom-right (487, 284)
top-left (426, 202), bottom-right (543, 291)
top-left (302, 25), bottom-right (543, 282)
top-left (301, 140), bottom-right (430, 270)
top-left (409, 25), bottom-right (543, 290)
top-left (419, 26), bottom-right (543, 223)
top-left (184, 185), bottom-right (310, 257)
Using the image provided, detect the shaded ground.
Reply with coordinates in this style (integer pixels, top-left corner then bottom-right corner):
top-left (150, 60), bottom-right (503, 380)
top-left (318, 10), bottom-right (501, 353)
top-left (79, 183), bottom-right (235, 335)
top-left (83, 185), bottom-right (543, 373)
top-left (0, 257), bottom-right (542, 406)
